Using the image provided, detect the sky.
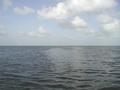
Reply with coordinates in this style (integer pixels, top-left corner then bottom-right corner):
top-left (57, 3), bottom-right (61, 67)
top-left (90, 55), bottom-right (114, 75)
top-left (0, 0), bottom-right (120, 46)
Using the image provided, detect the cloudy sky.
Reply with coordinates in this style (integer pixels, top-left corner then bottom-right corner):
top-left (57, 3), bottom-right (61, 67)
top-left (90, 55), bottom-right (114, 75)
top-left (0, 0), bottom-right (120, 46)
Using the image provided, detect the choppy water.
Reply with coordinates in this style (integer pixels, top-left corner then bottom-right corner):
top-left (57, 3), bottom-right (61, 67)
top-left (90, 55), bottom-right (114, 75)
top-left (0, 46), bottom-right (120, 90)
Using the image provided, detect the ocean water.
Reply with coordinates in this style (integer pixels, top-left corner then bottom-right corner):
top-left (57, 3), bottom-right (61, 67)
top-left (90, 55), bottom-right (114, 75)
top-left (0, 46), bottom-right (120, 90)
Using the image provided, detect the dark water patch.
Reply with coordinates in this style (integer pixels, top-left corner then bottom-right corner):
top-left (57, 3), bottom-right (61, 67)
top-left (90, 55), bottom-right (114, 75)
top-left (109, 69), bottom-right (120, 72)
top-left (95, 74), bottom-right (104, 77)
top-left (2, 73), bottom-right (28, 79)
top-left (0, 77), bottom-right (20, 81)
top-left (19, 81), bottom-right (42, 88)
top-left (35, 78), bottom-right (57, 83)
top-left (45, 83), bottom-right (75, 89)
top-left (71, 75), bottom-right (82, 78)
top-left (56, 76), bottom-right (78, 81)
top-left (78, 79), bottom-right (94, 82)
top-left (116, 76), bottom-right (120, 78)
top-left (98, 87), bottom-right (120, 90)
top-left (112, 80), bottom-right (120, 84)
top-left (109, 72), bottom-right (120, 75)
top-left (83, 71), bottom-right (99, 74)
top-left (112, 56), bottom-right (120, 59)
top-left (77, 84), bottom-right (92, 88)
top-left (0, 85), bottom-right (26, 90)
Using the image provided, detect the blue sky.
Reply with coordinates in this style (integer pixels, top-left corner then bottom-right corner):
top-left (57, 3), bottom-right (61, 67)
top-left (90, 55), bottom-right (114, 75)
top-left (0, 0), bottom-right (120, 46)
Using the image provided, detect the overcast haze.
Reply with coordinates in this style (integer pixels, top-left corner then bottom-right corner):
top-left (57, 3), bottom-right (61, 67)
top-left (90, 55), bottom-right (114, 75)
top-left (0, 0), bottom-right (120, 46)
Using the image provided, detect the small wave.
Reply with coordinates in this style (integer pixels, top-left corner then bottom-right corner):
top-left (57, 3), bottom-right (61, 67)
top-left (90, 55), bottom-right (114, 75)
top-left (78, 79), bottom-right (94, 82)
top-left (45, 83), bottom-right (74, 89)
top-left (112, 80), bottom-right (120, 84)
top-left (98, 87), bottom-right (120, 90)
top-left (77, 84), bottom-right (92, 88)
top-left (20, 81), bottom-right (41, 87)
top-left (2, 73), bottom-right (28, 78)
top-left (0, 77), bottom-right (20, 81)
top-left (112, 57), bottom-right (120, 59)
top-left (56, 76), bottom-right (77, 81)
top-left (36, 79), bottom-right (56, 83)
top-left (109, 72), bottom-right (120, 75)
top-left (83, 71), bottom-right (99, 74)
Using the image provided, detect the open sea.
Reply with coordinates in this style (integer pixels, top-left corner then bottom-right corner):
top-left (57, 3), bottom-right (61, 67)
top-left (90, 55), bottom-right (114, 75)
top-left (0, 46), bottom-right (120, 90)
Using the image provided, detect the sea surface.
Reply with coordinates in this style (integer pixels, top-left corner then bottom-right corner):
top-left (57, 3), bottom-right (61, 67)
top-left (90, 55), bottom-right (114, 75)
top-left (0, 46), bottom-right (120, 90)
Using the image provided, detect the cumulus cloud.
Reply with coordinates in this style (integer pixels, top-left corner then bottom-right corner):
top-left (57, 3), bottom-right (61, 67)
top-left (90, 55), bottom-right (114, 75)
top-left (37, 0), bottom-right (118, 35)
top-left (59, 16), bottom-right (88, 30)
top-left (38, 0), bottom-right (117, 20)
top-left (14, 6), bottom-right (35, 15)
top-left (3, 0), bottom-right (12, 9)
top-left (98, 14), bottom-right (120, 34)
top-left (71, 16), bottom-right (87, 29)
top-left (37, 2), bottom-right (68, 20)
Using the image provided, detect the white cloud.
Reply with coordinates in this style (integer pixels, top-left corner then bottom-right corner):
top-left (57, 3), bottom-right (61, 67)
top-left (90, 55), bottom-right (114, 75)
top-left (3, 0), bottom-right (12, 9)
top-left (71, 16), bottom-right (87, 29)
top-left (14, 6), bottom-right (35, 15)
top-left (38, 27), bottom-right (49, 34)
top-left (59, 16), bottom-right (88, 30)
top-left (38, 2), bottom-right (69, 20)
top-left (98, 14), bottom-right (113, 24)
top-left (98, 14), bottom-right (120, 33)
top-left (103, 20), bottom-right (120, 32)
top-left (19, 26), bottom-right (49, 37)
top-left (66, 0), bottom-right (116, 13)
top-left (37, 0), bottom-right (118, 35)
top-left (38, 0), bottom-right (117, 20)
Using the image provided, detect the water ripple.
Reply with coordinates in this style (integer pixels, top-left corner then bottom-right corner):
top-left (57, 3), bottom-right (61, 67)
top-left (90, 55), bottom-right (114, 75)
top-left (0, 46), bottom-right (120, 90)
